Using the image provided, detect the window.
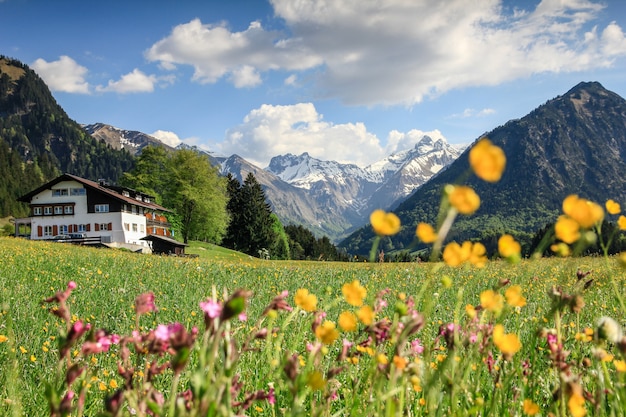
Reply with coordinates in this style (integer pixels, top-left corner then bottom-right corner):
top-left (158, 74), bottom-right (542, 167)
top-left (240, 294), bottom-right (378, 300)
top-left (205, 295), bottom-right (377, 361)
top-left (44, 225), bottom-right (53, 237)
top-left (152, 227), bottom-right (156, 234)
top-left (64, 206), bottom-right (73, 214)
top-left (95, 204), bottom-right (109, 213)
top-left (70, 188), bottom-right (86, 196)
top-left (122, 191), bottom-right (130, 197)
top-left (99, 223), bottom-right (109, 231)
top-left (44, 206), bottom-right (52, 215)
top-left (78, 224), bottom-right (87, 232)
top-left (33, 207), bottom-right (42, 216)
top-left (52, 189), bottom-right (68, 197)
top-left (59, 225), bottom-right (68, 234)
top-left (140, 224), bottom-right (145, 233)
top-left (132, 224), bottom-right (138, 232)
top-left (131, 205), bottom-right (137, 214)
top-left (54, 206), bottom-right (63, 215)
top-left (124, 223), bottom-right (130, 231)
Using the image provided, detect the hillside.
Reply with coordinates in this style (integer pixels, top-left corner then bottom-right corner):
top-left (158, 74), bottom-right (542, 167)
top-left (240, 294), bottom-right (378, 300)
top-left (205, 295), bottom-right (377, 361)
top-left (0, 56), bottom-right (135, 217)
top-left (339, 81), bottom-right (626, 255)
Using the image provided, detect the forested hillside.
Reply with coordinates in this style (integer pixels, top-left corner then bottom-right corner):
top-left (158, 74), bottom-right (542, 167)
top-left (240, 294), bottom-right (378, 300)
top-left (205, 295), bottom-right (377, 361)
top-left (0, 56), bottom-right (134, 217)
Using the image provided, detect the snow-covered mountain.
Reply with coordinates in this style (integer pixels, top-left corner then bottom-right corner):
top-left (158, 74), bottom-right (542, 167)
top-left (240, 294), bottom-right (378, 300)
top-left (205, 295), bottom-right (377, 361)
top-left (84, 123), bottom-right (463, 241)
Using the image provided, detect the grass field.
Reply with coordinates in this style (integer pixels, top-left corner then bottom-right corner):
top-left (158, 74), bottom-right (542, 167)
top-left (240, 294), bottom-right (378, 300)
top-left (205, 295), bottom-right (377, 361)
top-left (1, 236), bottom-right (625, 416)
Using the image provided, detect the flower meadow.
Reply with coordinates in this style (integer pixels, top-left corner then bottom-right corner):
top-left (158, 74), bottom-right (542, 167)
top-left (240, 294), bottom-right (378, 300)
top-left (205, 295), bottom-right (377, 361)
top-left (1, 139), bottom-right (626, 416)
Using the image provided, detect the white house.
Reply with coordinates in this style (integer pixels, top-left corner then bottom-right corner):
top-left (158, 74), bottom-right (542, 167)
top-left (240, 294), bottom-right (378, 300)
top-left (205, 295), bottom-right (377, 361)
top-left (16, 173), bottom-right (173, 253)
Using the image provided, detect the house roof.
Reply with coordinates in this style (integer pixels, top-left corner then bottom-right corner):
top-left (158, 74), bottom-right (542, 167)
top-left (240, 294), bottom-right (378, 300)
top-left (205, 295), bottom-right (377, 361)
top-left (18, 173), bottom-right (172, 212)
top-left (141, 233), bottom-right (187, 247)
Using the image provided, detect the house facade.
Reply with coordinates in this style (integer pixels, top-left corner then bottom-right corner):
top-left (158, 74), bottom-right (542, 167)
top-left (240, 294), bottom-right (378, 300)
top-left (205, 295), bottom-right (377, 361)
top-left (16, 173), bottom-right (173, 252)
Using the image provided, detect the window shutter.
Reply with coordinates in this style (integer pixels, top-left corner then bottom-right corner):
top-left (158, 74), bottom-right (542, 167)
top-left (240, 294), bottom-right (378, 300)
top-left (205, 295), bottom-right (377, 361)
top-left (53, 225), bottom-right (58, 235)
top-left (95, 223), bottom-right (100, 231)
top-left (38, 226), bottom-right (42, 237)
top-left (108, 222), bottom-right (112, 231)
top-left (68, 224), bottom-right (73, 233)
top-left (86, 224), bottom-right (91, 232)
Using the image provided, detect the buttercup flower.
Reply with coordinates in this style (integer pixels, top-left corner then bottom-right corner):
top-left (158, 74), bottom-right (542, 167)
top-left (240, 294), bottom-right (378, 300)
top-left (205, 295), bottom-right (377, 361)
top-left (568, 392), bottom-right (586, 417)
top-left (555, 215), bottom-right (580, 244)
top-left (0, 335), bottom-right (7, 343)
top-left (416, 223), bottom-right (437, 243)
top-left (618, 215), bottom-right (626, 231)
top-left (307, 371), bottom-right (327, 390)
top-left (315, 321), bottom-right (339, 345)
top-left (505, 285), bottom-right (527, 308)
top-left (523, 399), bottom-right (540, 415)
top-left (448, 186), bottom-right (480, 215)
top-left (338, 311), bottom-right (357, 332)
top-left (468, 242), bottom-right (487, 267)
top-left (357, 305), bottom-right (374, 325)
top-left (606, 199), bottom-right (621, 215)
top-left (469, 138), bottom-right (506, 182)
top-left (370, 209), bottom-right (401, 236)
top-left (481, 290), bottom-right (504, 314)
top-left (342, 280), bottom-right (367, 307)
top-left (498, 234), bottom-right (521, 260)
top-left (295, 289), bottom-right (317, 312)
top-left (493, 324), bottom-right (521, 358)
top-left (562, 195), bottom-right (604, 228)
top-left (443, 241), bottom-right (470, 267)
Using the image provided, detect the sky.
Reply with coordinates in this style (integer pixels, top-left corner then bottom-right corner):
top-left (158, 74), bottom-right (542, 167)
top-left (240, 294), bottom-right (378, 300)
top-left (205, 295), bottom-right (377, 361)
top-left (2, 0), bottom-right (626, 168)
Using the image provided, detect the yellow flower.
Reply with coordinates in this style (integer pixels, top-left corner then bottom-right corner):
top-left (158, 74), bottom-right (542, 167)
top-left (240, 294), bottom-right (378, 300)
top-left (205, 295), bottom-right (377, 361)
top-left (469, 138), bottom-right (506, 182)
top-left (370, 209), bottom-right (401, 236)
top-left (465, 304), bottom-right (477, 319)
top-left (357, 305), bottom-right (375, 325)
top-left (551, 242), bottom-right (571, 257)
top-left (342, 280), bottom-right (367, 306)
top-left (338, 311), bottom-right (357, 332)
top-left (480, 290), bottom-right (504, 314)
top-left (492, 324), bottom-right (521, 358)
top-left (443, 241), bottom-right (470, 267)
top-left (295, 288), bottom-right (317, 312)
top-left (606, 199), bottom-right (621, 215)
top-left (498, 234), bottom-right (521, 260)
top-left (619, 215), bottom-right (626, 231)
top-left (30, 355), bottom-right (36, 362)
top-left (99, 381), bottom-right (107, 391)
top-left (19, 346), bottom-right (27, 354)
top-left (307, 371), bottom-right (326, 390)
top-left (567, 392), bottom-right (587, 417)
top-left (0, 335), bottom-right (8, 343)
top-left (416, 223), bottom-right (437, 243)
top-left (562, 195), bottom-right (604, 228)
top-left (377, 353), bottom-right (388, 365)
top-left (315, 321), bottom-right (339, 345)
top-left (523, 399), bottom-right (540, 416)
top-left (614, 360), bottom-right (626, 372)
top-left (393, 355), bottom-right (407, 371)
top-left (448, 185), bottom-right (480, 215)
top-left (109, 379), bottom-right (118, 389)
top-left (505, 285), bottom-right (527, 308)
top-left (555, 215), bottom-right (580, 244)
top-left (468, 242), bottom-right (487, 267)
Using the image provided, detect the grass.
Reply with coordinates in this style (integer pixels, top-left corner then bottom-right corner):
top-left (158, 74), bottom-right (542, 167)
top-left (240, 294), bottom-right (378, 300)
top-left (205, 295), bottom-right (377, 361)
top-left (0, 236), bottom-right (625, 416)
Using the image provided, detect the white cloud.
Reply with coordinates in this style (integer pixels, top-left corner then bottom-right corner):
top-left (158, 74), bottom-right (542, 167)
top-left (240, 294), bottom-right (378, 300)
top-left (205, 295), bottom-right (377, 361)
top-left (31, 56), bottom-right (89, 94)
top-left (146, 0), bottom-right (626, 106)
top-left (284, 74), bottom-right (297, 86)
top-left (95, 69), bottom-right (157, 93)
top-left (218, 103), bottom-right (383, 167)
top-left (150, 130), bottom-right (182, 147)
top-left (449, 108), bottom-right (496, 119)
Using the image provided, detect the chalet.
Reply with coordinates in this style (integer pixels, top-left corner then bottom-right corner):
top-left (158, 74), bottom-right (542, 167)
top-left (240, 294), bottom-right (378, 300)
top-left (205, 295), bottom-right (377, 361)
top-left (15, 173), bottom-right (174, 253)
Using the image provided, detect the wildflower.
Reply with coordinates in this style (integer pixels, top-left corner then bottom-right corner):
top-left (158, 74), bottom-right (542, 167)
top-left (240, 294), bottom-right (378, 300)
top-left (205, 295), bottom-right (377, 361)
top-left (315, 321), bottom-right (339, 345)
top-left (200, 298), bottom-right (222, 319)
top-left (411, 339), bottom-right (424, 354)
top-left (342, 280), bottom-right (367, 306)
top-left (498, 234), bottom-right (521, 261)
top-left (294, 289), bottom-right (317, 312)
top-left (555, 215), bottom-right (580, 244)
top-left (568, 392), bottom-right (586, 417)
top-left (370, 209), bottom-right (401, 235)
top-left (523, 399), bottom-right (540, 415)
top-left (338, 311), bottom-right (357, 332)
top-left (562, 195), bottom-right (603, 228)
top-left (442, 241), bottom-right (470, 267)
top-left (551, 242), bottom-right (571, 257)
top-left (493, 324), bottom-right (521, 359)
top-left (468, 242), bottom-right (487, 267)
top-left (465, 304), bottom-right (477, 319)
top-left (469, 138), bottom-right (506, 182)
top-left (480, 290), bottom-right (504, 314)
top-left (0, 335), bottom-right (7, 343)
top-left (30, 355), bottom-right (36, 362)
top-left (505, 285), bottom-right (527, 308)
top-left (307, 371), bottom-right (326, 391)
top-left (448, 185), bottom-right (480, 215)
top-left (377, 353), bottom-right (388, 365)
top-left (19, 346), bottom-right (27, 354)
top-left (614, 360), bottom-right (626, 372)
top-left (596, 316), bottom-right (623, 343)
top-left (606, 199), bottom-right (621, 215)
top-left (416, 223), bottom-right (437, 243)
top-left (619, 215), bottom-right (626, 230)
top-left (393, 355), bottom-right (407, 371)
top-left (357, 305), bottom-right (374, 325)
top-left (135, 292), bottom-right (157, 316)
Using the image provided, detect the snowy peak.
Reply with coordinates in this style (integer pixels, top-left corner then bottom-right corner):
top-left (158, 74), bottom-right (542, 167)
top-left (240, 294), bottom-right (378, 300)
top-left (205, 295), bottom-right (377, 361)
top-left (83, 123), bottom-right (174, 155)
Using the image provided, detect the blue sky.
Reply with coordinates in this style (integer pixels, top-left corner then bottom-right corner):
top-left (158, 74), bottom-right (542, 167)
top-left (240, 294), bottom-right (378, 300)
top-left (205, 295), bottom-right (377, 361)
top-left (2, 0), bottom-right (626, 168)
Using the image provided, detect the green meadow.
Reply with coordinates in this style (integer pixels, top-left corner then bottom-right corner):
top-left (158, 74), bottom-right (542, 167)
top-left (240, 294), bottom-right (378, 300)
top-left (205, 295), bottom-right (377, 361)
top-left (1, 236), bottom-right (625, 416)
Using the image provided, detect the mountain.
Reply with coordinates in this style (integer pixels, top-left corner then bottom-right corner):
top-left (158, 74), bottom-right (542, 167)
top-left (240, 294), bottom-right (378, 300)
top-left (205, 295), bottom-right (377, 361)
top-left (83, 123), bottom-right (174, 156)
top-left (0, 56), bottom-right (135, 217)
top-left (339, 81), bottom-right (626, 255)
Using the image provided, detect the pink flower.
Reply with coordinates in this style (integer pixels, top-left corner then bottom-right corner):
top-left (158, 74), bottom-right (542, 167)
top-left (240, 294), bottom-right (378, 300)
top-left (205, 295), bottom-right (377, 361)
top-left (267, 387), bottom-right (276, 405)
top-left (411, 339), bottom-right (424, 354)
top-left (155, 324), bottom-right (170, 341)
top-left (135, 292), bottom-right (157, 316)
top-left (238, 312), bottom-right (247, 322)
top-left (199, 299), bottom-right (222, 318)
top-left (67, 281), bottom-right (77, 290)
